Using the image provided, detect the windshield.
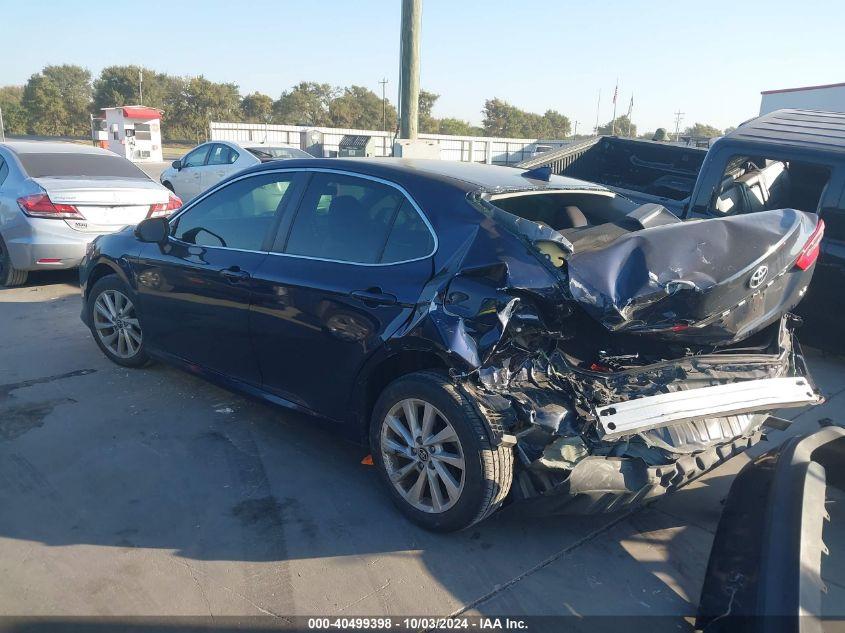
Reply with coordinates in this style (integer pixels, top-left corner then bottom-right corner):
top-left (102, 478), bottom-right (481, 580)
top-left (246, 146), bottom-right (311, 160)
top-left (17, 153), bottom-right (150, 180)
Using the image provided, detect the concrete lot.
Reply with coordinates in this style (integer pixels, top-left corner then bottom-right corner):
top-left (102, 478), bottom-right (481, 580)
top-left (1, 271), bottom-right (843, 625)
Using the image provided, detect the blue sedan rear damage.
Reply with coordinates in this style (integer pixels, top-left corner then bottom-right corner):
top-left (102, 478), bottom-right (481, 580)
top-left (79, 159), bottom-right (825, 524)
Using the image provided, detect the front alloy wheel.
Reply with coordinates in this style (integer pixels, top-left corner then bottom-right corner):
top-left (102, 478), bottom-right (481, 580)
top-left (87, 275), bottom-right (150, 368)
top-left (381, 398), bottom-right (466, 513)
top-left (93, 289), bottom-right (142, 358)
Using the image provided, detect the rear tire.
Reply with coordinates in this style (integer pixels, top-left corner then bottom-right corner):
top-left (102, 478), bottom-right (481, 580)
top-left (87, 275), bottom-right (150, 368)
top-left (0, 235), bottom-right (28, 287)
top-left (370, 370), bottom-right (513, 532)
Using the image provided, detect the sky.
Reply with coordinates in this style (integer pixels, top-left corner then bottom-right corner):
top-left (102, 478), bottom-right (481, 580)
top-left (1, 0), bottom-right (843, 135)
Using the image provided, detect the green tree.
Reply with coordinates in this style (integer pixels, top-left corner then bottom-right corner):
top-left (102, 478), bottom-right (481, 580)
top-left (482, 98), bottom-right (527, 137)
top-left (169, 76), bottom-right (241, 143)
top-left (538, 109), bottom-right (571, 138)
top-left (482, 99), bottom-right (571, 138)
top-left (22, 65), bottom-right (92, 136)
top-left (0, 86), bottom-right (27, 135)
top-left (684, 122), bottom-right (722, 138)
top-left (652, 128), bottom-right (669, 141)
top-left (22, 73), bottom-right (65, 135)
top-left (93, 65), bottom-right (171, 112)
top-left (329, 85), bottom-right (397, 130)
top-left (436, 117), bottom-right (479, 135)
top-left (724, 126), bottom-right (737, 135)
top-left (418, 89), bottom-right (439, 132)
top-left (597, 114), bottom-right (636, 137)
top-left (273, 82), bottom-right (336, 126)
top-left (240, 92), bottom-right (274, 122)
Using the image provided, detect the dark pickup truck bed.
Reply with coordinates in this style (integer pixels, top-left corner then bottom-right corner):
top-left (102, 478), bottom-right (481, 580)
top-left (518, 136), bottom-right (708, 215)
top-left (519, 109), bottom-right (845, 350)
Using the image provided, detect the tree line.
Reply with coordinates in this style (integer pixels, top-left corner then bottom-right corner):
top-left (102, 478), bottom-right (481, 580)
top-left (0, 64), bottom-right (728, 143)
top-left (0, 64), bottom-right (576, 142)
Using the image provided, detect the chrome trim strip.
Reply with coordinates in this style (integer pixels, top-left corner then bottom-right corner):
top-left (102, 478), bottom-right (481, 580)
top-left (596, 377), bottom-right (819, 440)
top-left (166, 166), bottom-right (438, 267)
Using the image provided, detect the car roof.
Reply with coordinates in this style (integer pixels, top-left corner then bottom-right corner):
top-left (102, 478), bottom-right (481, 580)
top-left (248, 157), bottom-right (610, 194)
top-left (724, 109), bottom-right (845, 155)
top-left (0, 140), bottom-right (114, 156)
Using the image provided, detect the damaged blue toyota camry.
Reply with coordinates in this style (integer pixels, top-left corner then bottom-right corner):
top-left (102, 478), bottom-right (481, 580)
top-left (80, 158), bottom-right (825, 531)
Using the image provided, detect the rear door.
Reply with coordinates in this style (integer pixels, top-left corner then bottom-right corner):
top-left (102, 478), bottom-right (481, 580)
top-left (249, 170), bottom-right (436, 420)
top-left (133, 171), bottom-right (304, 384)
top-left (202, 143), bottom-right (240, 192)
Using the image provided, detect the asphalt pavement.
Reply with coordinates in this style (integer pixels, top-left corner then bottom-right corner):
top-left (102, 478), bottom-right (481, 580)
top-left (0, 271), bottom-right (843, 626)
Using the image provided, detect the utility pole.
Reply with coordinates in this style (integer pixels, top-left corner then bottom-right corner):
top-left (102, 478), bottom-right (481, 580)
top-left (0, 107), bottom-right (5, 142)
top-left (673, 110), bottom-right (685, 141)
top-left (379, 78), bottom-right (389, 131)
top-left (573, 120), bottom-right (578, 137)
top-left (139, 69), bottom-right (144, 104)
top-left (594, 89), bottom-right (601, 134)
top-left (398, 0), bottom-right (421, 140)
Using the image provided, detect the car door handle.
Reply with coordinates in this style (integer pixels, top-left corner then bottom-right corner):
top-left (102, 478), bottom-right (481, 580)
top-left (350, 288), bottom-right (398, 306)
top-left (220, 266), bottom-right (250, 282)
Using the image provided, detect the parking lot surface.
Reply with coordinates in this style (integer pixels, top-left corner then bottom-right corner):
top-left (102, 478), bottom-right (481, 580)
top-left (1, 272), bottom-right (844, 623)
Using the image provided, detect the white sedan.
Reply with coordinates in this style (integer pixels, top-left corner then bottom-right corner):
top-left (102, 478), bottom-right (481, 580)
top-left (159, 141), bottom-right (312, 201)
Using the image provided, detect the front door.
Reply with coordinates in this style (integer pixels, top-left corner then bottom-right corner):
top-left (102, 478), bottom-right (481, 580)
top-left (173, 144), bottom-right (211, 200)
top-left (133, 170), bottom-right (304, 384)
top-left (250, 171), bottom-right (436, 421)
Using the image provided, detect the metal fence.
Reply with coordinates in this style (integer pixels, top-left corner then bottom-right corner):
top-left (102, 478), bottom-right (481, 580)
top-left (209, 121), bottom-right (573, 166)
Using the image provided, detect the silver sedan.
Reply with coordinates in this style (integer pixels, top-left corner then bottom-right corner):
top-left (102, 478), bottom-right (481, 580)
top-left (0, 141), bottom-right (181, 286)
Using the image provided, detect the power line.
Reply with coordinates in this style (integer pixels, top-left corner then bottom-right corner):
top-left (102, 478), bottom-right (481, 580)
top-left (673, 110), bottom-right (685, 141)
top-left (379, 78), bottom-right (389, 131)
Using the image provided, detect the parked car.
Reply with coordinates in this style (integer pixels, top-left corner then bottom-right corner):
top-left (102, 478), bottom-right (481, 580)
top-left (80, 158), bottom-right (823, 531)
top-left (159, 141), bottom-right (312, 201)
top-left (519, 109), bottom-right (845, 349)
top-left (0, 141), bottom-right (181, 287)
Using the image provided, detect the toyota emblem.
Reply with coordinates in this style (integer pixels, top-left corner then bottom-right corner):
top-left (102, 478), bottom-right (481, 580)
top-left (749, 265), bottom-right (769, 289)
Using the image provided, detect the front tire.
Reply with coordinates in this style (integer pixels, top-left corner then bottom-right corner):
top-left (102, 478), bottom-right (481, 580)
top-left (87, 275), bottom-right (150, 368)
top-left (0, 235), bottom-right (28, 287)
top-left (370, 371), bottom-right (513, 532)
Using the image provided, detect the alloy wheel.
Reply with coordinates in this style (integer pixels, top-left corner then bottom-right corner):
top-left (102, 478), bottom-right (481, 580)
top-left (380, 398), bottom-right (466, 513)
top-left (93, 289), bottom-right (142, 359)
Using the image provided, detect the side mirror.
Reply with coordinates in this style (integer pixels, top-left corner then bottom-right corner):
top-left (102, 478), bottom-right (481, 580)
top-left (135, 217), bottom-right (170, 244)
top-left (172, 159), bottom-right (182, 171)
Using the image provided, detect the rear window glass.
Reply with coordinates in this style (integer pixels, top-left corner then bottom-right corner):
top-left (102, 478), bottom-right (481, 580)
top-left (247, 147), bottom-right (310, 160)
top-left (17, 153), bottom-right (149, 180)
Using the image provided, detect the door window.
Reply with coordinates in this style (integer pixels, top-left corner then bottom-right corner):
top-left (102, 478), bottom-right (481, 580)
top-left (183, 145), bottom-right (210, 168)
top-left (171, 173), bottom-right (297, 250)
top-left (207, 144), bottom-right (239, 166)
top-left (709, 155), bottom-right (831, 216)
top-left (381, 200), bottom-right (435, 263)
top-left (282, 173), bottom-right (430, 264)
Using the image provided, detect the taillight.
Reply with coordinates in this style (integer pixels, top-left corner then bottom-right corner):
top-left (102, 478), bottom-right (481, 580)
top-left (147, 193), bottom-right (183, 218)
top-left (795, 219), bottom-right (825, 270)
top-left (17, 193), bottom-right (84, 220)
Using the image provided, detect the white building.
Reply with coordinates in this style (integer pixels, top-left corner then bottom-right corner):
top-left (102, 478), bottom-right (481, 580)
top-left (99, 106), bottom-right (163, 162)
top-left (760, 82), bottom-right (845, 115)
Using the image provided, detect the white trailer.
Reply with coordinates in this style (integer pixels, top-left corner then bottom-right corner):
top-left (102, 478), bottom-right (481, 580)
top-left (760, 82), bottom-right (845, 115)
top-left (100, 106), bottom-right (163, 163)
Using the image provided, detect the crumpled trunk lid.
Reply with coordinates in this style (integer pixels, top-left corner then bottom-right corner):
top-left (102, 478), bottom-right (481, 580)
top-left (565, 208), bottom-right (819, 344)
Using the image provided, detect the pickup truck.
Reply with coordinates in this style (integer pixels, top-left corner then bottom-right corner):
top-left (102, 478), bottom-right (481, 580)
top-left (519, 109), bottom-right (845, 350)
